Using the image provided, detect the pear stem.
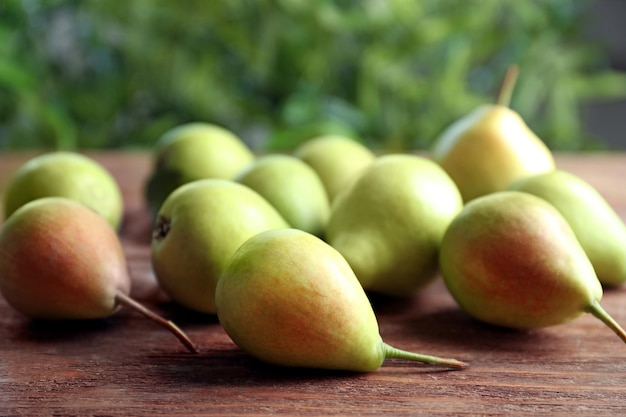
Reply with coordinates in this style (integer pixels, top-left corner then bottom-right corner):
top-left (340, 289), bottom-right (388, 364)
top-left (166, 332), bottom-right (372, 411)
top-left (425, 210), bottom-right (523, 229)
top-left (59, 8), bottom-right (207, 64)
top-left (115, 291), bottom-right (198, 353)
top-left (496, 64), bottom-right (520, 107)
top-left (586, 299), bottom-right (626, 344)
top-left (382, 343), bottom-right (468, 369)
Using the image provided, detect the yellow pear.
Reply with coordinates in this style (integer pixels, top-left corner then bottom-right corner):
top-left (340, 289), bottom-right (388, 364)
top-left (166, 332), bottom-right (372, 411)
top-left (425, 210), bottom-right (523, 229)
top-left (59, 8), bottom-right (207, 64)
top-left (431, 65), bottom-right (555, 202)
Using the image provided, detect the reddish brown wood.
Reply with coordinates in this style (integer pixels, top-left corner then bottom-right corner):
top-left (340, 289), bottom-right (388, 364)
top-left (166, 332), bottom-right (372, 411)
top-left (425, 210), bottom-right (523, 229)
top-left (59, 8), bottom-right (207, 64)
top-left (1, 151), bottom-right (626, 416)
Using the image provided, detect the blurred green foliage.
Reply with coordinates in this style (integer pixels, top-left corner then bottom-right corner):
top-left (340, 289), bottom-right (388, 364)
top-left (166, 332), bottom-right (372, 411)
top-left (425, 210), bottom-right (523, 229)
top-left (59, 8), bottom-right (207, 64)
top-left (1, 0), bottom-right (625, 151)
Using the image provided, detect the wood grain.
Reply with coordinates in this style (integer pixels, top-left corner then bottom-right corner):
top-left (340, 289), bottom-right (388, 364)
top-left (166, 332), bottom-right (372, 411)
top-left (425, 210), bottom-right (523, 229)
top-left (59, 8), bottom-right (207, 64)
top-left (1, 151), bottom-right (626, 416)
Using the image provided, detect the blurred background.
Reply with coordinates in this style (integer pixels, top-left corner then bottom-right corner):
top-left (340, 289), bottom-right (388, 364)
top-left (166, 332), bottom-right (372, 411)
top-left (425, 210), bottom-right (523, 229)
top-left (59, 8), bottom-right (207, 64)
top-left (1, 0), bottom-right (625, 152)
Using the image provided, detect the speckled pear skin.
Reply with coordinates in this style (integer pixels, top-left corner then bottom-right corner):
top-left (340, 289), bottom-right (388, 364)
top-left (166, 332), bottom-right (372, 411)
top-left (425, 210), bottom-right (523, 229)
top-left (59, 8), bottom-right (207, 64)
top-left (0, 197), bottom-right (131, 319)
top-left (440, 191), bottom-right (603, 329)
top-left (215, 228), bottom-right (388, 372)
top-left (151, 179), bottom-right (289, 314)
top-left (509, 170), bottom-right (626, 286)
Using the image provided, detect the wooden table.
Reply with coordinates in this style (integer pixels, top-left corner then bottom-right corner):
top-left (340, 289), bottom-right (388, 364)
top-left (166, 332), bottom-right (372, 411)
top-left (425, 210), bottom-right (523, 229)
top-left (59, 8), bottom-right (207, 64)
top-left (1, 151), bottom-right (626, 416)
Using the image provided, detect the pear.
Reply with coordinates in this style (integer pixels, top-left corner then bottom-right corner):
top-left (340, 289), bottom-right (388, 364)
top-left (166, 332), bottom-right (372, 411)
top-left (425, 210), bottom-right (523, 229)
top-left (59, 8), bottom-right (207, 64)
top-left (215, 228), bottom-right (467, 371)
top-left (151, 179), bottom-right (289, 314)
top-left (508, 170), bottom-right (626, 286)
top-left (144, 122), bottom-right (255, 215)
top-left (3, 151), bottom-right (123, 229)
top-left (439, 191), bottom-right (626, 344)
top-left (293, 134), bottom-right (375, 202)
top-left (234, 154), bottom-right (330, 237)
top-left (431, 65), bottom-right (555, 202)
top-left (0, 197), bottom-right (197, 353)
top-left (326, 154), bottom-right (463, 296)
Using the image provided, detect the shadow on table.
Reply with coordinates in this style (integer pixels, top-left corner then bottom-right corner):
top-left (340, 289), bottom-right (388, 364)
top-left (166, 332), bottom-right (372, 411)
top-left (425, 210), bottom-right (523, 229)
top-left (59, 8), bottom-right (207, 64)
top-left (143, 345), bottom-right (462, 389)
top-left (397, 307), bottom-right (568, 357)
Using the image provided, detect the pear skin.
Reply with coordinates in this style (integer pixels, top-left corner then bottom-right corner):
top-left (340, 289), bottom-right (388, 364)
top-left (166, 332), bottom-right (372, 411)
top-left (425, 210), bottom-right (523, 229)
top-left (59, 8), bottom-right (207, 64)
top-left (326, 154), bottom-right (463, 296)
top-left (431, 66), bottom-right (555, 202)
top-left (432, 105), bottom-right (555, 202)
top-left (151, 179), bottom-right (289, 314)
top-left (234, 154), bottom-right (330, 237)
top-left (145, 122), bottom-right (255, 215)
top-left (294, 135), bottom-right (375, 202)
top-left (0, 197), bottom-right (197, 352)
top-left (440, 191), bottom-right (626, 344)
top-left (3, 152), bottom-right (123, 229)
top-left (508, 170), bottom-right (626, 286)
top-left (215, 228), bottom-right (467, 371)
top-left (0, 197), bottom-right (130, 319)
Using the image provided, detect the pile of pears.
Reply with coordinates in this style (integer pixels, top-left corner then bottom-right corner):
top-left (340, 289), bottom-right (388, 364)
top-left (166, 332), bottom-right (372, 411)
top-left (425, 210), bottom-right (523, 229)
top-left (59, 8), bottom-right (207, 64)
top-left (0, 154), bottom-right (197, 353)
top-left (2, 65), bottom-right (626, 374)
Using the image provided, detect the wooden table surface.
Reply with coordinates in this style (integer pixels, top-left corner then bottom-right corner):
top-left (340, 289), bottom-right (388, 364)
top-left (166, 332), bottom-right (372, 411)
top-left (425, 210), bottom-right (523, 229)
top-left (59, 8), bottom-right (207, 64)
top-left (1, 151), bottom-right (626, 416)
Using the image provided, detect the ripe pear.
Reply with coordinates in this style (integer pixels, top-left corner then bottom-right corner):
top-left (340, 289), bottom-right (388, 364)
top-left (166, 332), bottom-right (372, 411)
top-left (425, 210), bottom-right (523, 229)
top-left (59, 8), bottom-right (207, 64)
top-left (439, 191), bottom-right (626, 344)
top-left (3, 152), bottom-right (123, 229)
top-left (326, 154), bottom-right (463, 296)
top-left (215, 228), bottom-right (467, 371)
top-left (508, 170), bottom-right (626, 286)
top-left (293, 134), bottom-right (375, 202)
top-left (234, 154), bottom-right (330, 237)
top-left (431, 65), bottom-right (555, 202)
top-left (151, 179), bottom-right (289, 314)
top-left (0, 197), bottom-right (197, 352)
top-left (144, 122), bottom-right (255, 215)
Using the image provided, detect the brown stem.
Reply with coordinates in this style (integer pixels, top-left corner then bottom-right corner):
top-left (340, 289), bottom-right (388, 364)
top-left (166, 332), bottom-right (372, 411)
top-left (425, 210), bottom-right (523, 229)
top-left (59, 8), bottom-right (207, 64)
top-left (115, 291), bottom-right (198, 353)
top-left (496, 64), bottom-right (520, 107)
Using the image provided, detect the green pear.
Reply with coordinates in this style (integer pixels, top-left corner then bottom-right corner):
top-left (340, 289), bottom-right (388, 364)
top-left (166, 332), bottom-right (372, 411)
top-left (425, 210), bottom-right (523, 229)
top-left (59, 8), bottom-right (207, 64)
top-left (144, 122), bottom-right (255, 215)
top-left (326, 154), bottom-right (463, 296)
top-left (234, 154), bottom-right (330, 237)
top-left (431, 65), bottom-right (555, 202)
top-left (293, 134), bottom-right (375, 202)
top-left (440, 191), bottom-right (626, 344)
top-left (508, 170), bottom-right (626, 286)
top-left (215, 228), bottom-right (467, 371)
top-left (0, 197), bottom-right (197, 352)
top-left (151, 179), bottom-right (289, 314)
top-left (3, 152), bottom-right (123, 229)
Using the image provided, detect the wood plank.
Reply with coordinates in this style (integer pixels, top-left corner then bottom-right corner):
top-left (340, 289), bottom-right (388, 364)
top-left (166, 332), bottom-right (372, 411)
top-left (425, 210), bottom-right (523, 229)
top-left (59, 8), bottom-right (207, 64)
top-left (1, 151), bottom-right (626, 416)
